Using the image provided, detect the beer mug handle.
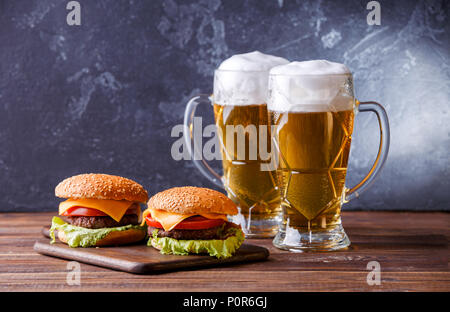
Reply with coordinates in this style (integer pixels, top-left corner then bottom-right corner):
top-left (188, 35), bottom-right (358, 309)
top-left (345, 101), bottom-right (390, 201)
top-left (183, 94), bottom-right (224, 188)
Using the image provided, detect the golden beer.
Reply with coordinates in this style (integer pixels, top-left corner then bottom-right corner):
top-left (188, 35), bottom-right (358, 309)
top-left (267, 60), bottom-right (390, 251)
top-left (185, 52), bottom-right (290, 237)
top-left (213, 103), bottom-right (281, 235)
top-left (270, 109), bottom-right (354, 232)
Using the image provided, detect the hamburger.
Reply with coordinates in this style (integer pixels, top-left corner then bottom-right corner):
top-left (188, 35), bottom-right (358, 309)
top-left (50, 173), bottom-right (148, 247)
top-left (142, 186), bottom-right (245, 258)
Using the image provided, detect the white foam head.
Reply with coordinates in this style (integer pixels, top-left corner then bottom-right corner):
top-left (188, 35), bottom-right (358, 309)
top-left (214, 51), bottom-right (289, 105)
top-left (268, 60), bottom-right (354, 112)
top-left (218, 51), bottom-right (289, 72)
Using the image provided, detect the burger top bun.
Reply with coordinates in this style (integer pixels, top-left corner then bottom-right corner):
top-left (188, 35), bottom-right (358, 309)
top-left (55, 173), bottom-right (148, 203)
top-left (148, 186), bottom-right (238, 215)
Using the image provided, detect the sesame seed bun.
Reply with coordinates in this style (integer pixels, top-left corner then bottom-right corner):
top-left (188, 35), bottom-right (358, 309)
top-left (148, 186), bottom-right (238, 215)
top-left (55, 173), bottom-right (148, 203)
top-left (57, 228), bottom-right (146, 247)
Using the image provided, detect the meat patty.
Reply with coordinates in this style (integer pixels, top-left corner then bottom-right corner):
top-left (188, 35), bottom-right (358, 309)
top-left (66, 214), bottom-right (139, 229)
top-left (149, 222), bottom-right (240, 240)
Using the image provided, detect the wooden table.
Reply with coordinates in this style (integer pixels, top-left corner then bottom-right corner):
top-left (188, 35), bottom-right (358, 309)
top-left (0, 212), bottom-right (448, 292)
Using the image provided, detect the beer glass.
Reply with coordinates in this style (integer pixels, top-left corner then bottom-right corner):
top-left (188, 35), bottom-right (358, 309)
top-left (268, 65), bottom-right (390, 251)
top-left (184, 69), bottom-right (282, 238)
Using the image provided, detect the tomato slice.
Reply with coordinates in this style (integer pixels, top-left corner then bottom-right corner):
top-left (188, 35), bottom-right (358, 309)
top-left (145, 215), bottom-right (225, 230)
top-left (61, 206), bottom-right (138, 217)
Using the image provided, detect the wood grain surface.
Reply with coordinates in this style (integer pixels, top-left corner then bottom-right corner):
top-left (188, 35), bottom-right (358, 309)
top-left (0, 212), bottom-right (449, 292)
top-left (33, 232), bottom-right (269, 274)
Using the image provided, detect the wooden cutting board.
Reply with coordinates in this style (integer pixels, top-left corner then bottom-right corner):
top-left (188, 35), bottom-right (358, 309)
top-left (34, 226), bottom-right (269, 274)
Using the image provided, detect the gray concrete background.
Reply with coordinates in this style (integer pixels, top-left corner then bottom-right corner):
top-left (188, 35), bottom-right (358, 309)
top-left (0, 0), bottom-right (448, 211)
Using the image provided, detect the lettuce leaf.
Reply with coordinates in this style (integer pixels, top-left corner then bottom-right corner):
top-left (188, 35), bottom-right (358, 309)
top-left (49, 216), bottom-right (147, 248)
top-left (148, 225), bottom-right (245, 259)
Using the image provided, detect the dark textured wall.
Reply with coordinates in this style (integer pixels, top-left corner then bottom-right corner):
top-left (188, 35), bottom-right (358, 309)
top-left (0, 0), bottom-right (448, 211)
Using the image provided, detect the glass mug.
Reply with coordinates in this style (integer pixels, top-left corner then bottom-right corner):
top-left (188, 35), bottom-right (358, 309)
top-left (268, 72), bottom-right (390, 251)
top-left (184, 69), bottom-right (282, 238)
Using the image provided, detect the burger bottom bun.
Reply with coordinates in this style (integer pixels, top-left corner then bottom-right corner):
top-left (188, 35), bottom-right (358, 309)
top-left (57, 228), bottom-right (146, 247)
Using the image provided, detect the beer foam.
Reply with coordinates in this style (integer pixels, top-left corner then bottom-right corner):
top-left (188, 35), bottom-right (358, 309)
top-left (268, 60), bottom-right (354, 112)
top-left (214, 51), bottom-right (289, 105)
top-left (219, 51), bottom-right (289, 72)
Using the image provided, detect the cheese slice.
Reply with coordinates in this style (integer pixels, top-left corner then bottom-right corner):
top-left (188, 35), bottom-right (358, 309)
top-left (142, 207), bottom-right (227, 231)
top-left (59, 198), bottom-right (133, 222)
